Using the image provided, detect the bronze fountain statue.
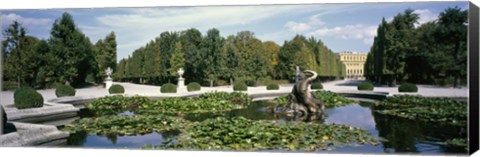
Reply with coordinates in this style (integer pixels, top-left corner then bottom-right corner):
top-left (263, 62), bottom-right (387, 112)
top-left (272, 70), bottom-right (326, 122)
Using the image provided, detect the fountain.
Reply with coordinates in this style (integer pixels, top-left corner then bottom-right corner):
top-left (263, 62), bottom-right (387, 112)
top-left (274, 70), bottom-right (325, 120)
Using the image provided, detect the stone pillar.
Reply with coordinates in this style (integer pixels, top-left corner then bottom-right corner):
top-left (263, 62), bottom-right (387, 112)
top-left (105, 78), bottom-right (113, 90)
top-left (105, 67), bottom-right (113, 90)
top-left (177, 68), bottom-right (187, 93)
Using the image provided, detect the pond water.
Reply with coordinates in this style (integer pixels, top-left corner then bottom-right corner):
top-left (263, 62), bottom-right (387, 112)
top-left (64, 100), bottom-right (467, 155)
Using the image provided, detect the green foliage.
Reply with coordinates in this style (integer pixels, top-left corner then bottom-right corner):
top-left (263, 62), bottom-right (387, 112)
top-left (14, 88), bottom-right (44, 109)
top-left (365, 8), bottom-right (467, 87)
top-left (93, 32), bottom-right (117, 82)
top-left (109, 84), bottom-right (125, 94)
top-left (398, 83), bottom-right (418, 92)
top-left (2, 81), bottom-right (19, 91)
top-left (156, 117), bottom-right (380, 151)
top-left (274, 91), bottom-right (355, 108)
top-left (357, 82), bottom-right (374, 91)
top-left (169, 42), bottom-right (185, 78)
top-left (310, 82), bottom-right (323, 89)
top-left (85, 92), bottom-right (252, 116)
top-left (266, 83), bottom-right (279, 90)
top-left (161, 83), bottom-right (177, 93)
top-left (62, 115), bottom-right (188, 135)
top-left (374, 95), bottom-right (467, 126)
top-left (49, 12), bottom-right (96, 86)
top-left (55, 84), bottom-right (76, 97)
top-left (187, 82), bottom-right (201, 92)
top-left (233, 82), bottom-right (248, 91)
top-left (85, 95), bottom-right (150, 116)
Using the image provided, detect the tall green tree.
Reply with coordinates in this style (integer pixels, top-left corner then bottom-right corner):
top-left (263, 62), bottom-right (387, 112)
top-left (169, 42), bottom-right (186, 78)
top-left (93, 31), bottom-right (117, 82)
top-left (201, 28), bottom-right (225, 86)
top-left (49, 12), bottom-right (95, 86)
top-left (437, 7), bottom-right (468, 87)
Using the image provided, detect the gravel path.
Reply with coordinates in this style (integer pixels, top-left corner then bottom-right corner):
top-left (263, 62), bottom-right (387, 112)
top-left (0, 80), bottom-right (469, 105)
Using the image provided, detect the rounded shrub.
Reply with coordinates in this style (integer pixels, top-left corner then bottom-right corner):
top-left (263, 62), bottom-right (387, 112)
top-left (55, 84), bottom-right (76, 97)
top-left (266, 83), bottom-right (279, 90)
top-left (357, 82), bottom-right (374, 91)
top-left (14, 88), bottom-right (44, 109)
top-left (161, 83), bottom-right (177, 93)
top-left (187, 82), bottom-right (201, 92)
top-left (109, 84), bottom-right (125, 94)
top-left (310, 82), bottom-right (323, 90)
top-left (233, 82), bottom-right (248, 91)
top-left (398, 83), bottom-right (418, 93)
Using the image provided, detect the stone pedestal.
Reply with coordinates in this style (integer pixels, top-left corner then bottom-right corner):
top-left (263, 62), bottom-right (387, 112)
top-left (177, 78), bottom-right (187, 93)
top-left (105, 78), bottom-right (113, 90)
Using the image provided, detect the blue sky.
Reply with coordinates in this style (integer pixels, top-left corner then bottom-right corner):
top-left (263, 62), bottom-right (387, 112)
top-left (0, 1), bottom-right (468, 62)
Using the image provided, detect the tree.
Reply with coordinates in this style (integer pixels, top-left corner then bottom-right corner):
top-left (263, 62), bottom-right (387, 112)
top-left (49, 12), bottom-right (95, 86)
top-left (169, 42), bottom-right (186, 78)
top-left (264, 41), bottom-right (280, 79)
top-left (436, 7), bottom-right (468, 87)
top-left (93, 31), bottom-right (117, 82)
top-left (383, 9), bottom-right (419, 86)
top-left (201, 28), bottom-right (225, 86)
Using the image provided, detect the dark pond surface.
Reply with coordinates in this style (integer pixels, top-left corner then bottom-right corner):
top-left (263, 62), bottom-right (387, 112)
top-left (65, 100), bottom-right (467, 155)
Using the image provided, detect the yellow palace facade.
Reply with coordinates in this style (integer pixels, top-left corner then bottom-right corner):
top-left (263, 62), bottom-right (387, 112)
top-left (338, 51), bottom-right (367, 80)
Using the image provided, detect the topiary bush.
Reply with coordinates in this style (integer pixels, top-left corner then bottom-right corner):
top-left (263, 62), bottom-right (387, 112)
top-left (266, 83), bottom-right (279, 90)
top-left (310, 82), bottom-right (323, 90)
top-left (109, 84), bottom-right (125, 94)
top-left (161, 83), bottom-right (177, 93)
top-left (187, 82), bottom-right (201, 92)
top-left (55, 84), bottom-right (76, 97)
top-left (398, 83), bottom-right (418, 93)
top-left (233, 82), bottom-right (248, 91)
top-left (14, 88), bottom-right (44, 109)
top-left (357, 82), bottom-right (374, 91)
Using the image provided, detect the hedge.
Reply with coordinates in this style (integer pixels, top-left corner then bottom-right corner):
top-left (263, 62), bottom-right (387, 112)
top-left (233, 82), bottom-right (248, 91)
top-left (55, 84), bottom-right (76, 97)
top-left (398, 83), bottom-right (418, 93)
top-left (187, 82), bottom-right (201, 92)
top-left (357, 82), bottom-right (374, 91)
top-left (14, 88), bottom-right (44, 109)
top-left (109, 84), bottom-right (125, 94)
top-left (161, 83), bottom-right (177, 93)
top-left (310, 82), bottom-right (323, 90)
top-left (266, 83), bottom-right (279, 90)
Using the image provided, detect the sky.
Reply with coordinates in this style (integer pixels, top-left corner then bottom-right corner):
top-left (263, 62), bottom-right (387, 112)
top-left (0, 1), bottom-right (469, 62)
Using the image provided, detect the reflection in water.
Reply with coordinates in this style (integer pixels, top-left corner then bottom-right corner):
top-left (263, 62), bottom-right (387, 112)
top-left (65, 100), bottom-right (467, 154)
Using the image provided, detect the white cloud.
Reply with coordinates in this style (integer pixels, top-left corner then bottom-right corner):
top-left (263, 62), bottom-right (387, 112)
top-left (79, 5), bottom-right (314, 61)
top-left (284, 14), bottom-right (324, 33)
top-left (413, 9), bottom-right (438, 27)
top-left (309, 24), bottom-right (377, 45)
top-left (1, 13), bottom-right (52, 26)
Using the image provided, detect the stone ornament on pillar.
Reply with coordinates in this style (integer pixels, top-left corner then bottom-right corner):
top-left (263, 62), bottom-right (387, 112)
top-left (177, 68), bottom-right (187, 93)
top-left (105, 67), bottom-right (113, 90)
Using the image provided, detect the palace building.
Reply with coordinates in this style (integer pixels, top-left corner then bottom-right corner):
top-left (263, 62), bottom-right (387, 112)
top-left (338, 51), bottom-right (368, 80)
